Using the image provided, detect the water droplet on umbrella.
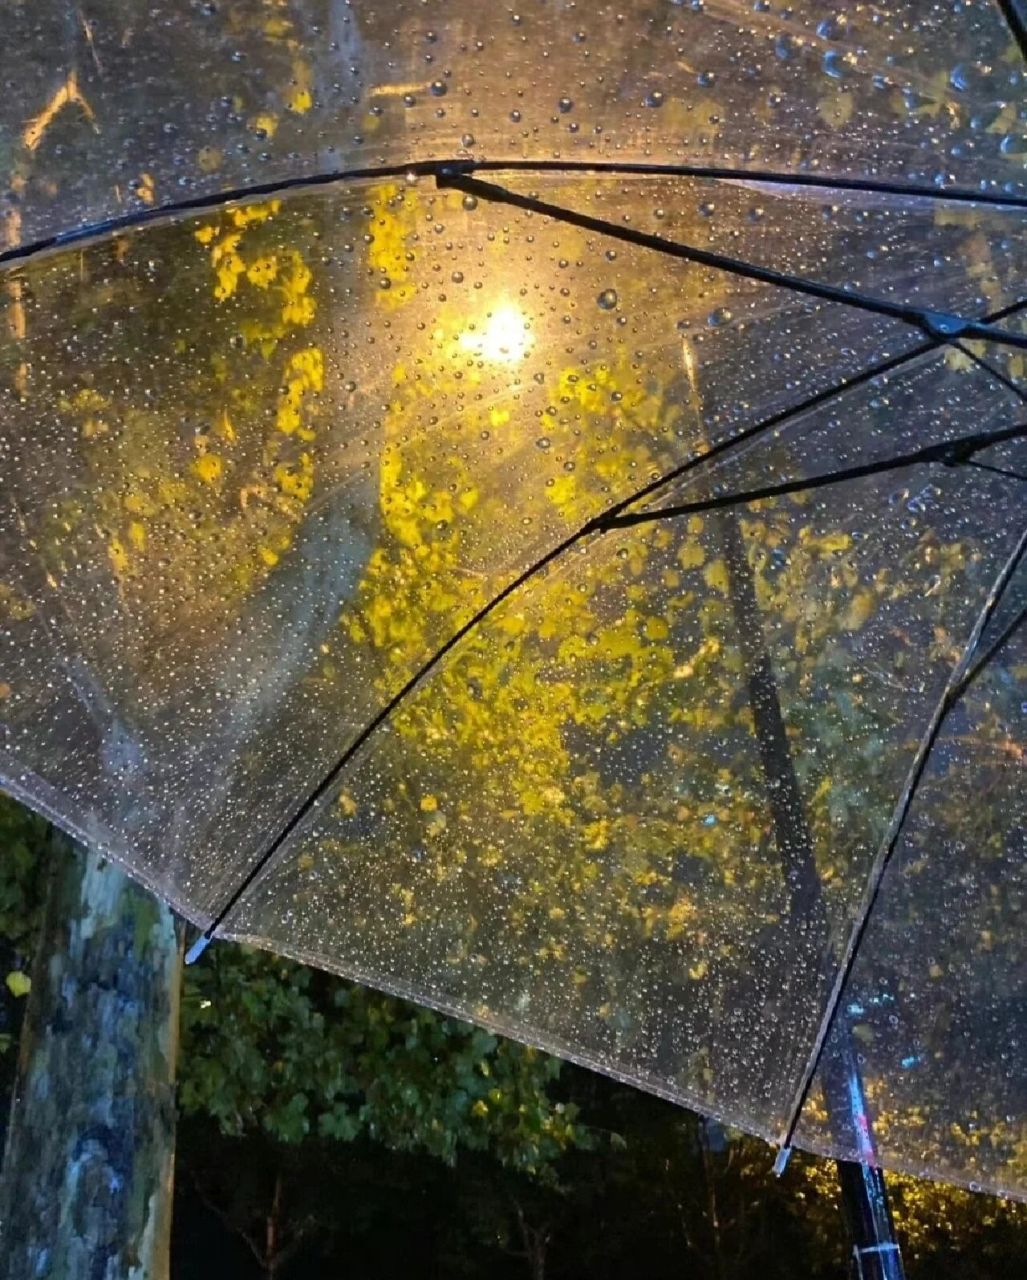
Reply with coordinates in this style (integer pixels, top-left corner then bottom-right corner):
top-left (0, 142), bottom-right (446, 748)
top-left (707, 307), bottom-right (732, 327)
top-left (430, 80), bottom-right (447, 98)
top-left (644, 90), bottom-right (664, 108)
top-left (597, 289), bottom-right (618, 310)
top-left (558, 96), bottom-right (574, 113)
top-left (822, 50), bottom-right (846, 79)
top-left (816, 14), bottom-right (848, 40)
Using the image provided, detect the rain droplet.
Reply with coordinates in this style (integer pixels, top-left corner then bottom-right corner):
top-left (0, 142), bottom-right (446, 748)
top-left (822, 50), bottom-right (846, 79)
top-left (816, 14), bottom-right (848, 41)
top-left (644, 90), bottom-right (665, 108)
top-left (462, 194), bottom-right (478, 211)
top-left (949, 62), bottom-right (991, 94)
top-left (597, 288), bottom-right (618, 310)
top-left (430, 79), bottom-right (447, 98)
top-left (557, 96), bottom-right (574, 113)
top-left (707, 307), bottom-right (732, 327)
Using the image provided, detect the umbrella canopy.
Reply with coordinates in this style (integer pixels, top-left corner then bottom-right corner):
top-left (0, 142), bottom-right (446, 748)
top-left (1, 0), bottom-right (1024, 1201)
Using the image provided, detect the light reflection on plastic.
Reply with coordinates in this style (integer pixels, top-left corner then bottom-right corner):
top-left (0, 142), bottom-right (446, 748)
top-left (460, 303), bottom-right (532, 363)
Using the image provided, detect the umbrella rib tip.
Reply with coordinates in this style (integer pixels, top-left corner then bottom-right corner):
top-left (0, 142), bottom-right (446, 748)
top-left (185, 930), bottom-right (214, 965)
top-left (773, 1145), bottom-right (793, 1177)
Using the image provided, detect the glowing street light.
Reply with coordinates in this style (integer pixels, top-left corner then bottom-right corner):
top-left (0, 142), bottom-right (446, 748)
top-left (459, 303), bottom-right (532, 363)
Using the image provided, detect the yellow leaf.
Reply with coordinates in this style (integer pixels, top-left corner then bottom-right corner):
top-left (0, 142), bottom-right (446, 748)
top-left (197, 146), bottom-right (223, 174)
top-left (843, 590), bottom-right (875, 631)
top-left (5, 971), bottom-right (30, 998)
top-left (817, 89), bottom-right (854, 129)
top-left (677, 542), bottom-right (705, 570)
top-left (216, 409), bottom-right (237, 442)
top-left (813, 531), bottom-right (852, 554)
top-left (108, 537), bottom-right (130, 578)
top-left (246, 255), bottom-right (279, 289)
top-left (192, 454), bottom-right (224, 486)
top-left (702, 558), bottom-right (730, 595)
top-left (420, 794), bottom-right (439, 812)
top-left (250, 112), bottom-right (279, 138)
top-left (287, 87), bottom-right (312, 114)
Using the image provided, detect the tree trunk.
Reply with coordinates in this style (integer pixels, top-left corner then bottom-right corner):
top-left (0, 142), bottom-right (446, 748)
top-left (0, 834), bottom-right (184, 1280)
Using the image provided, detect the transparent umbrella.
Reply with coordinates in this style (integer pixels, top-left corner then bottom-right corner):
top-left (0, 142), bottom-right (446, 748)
top-left (1, 3), bottom-right (1025, 1274)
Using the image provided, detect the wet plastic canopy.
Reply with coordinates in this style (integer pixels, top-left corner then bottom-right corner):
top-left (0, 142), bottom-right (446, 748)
top-left (1, 0), bottom-right (1025, 1198)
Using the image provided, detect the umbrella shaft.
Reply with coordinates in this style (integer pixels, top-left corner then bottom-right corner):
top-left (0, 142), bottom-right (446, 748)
top-left (838, 1159), bottom-right (905, 1280)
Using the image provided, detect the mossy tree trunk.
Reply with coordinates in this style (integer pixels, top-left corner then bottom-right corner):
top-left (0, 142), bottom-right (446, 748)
top-left (0, 835), bottom-right (184, 1280)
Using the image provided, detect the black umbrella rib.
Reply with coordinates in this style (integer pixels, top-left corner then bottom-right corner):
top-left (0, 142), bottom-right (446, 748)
top-left (955, 341), bottom-right (1027, 405)
top-left (588, 421), bottom-right (1027, 530)
top-left (775, 520), bottom-right (1027, 1164)
top-left (2, 157), bottom-right (1027, 274)
top-left (186, 299), bottom-right (1025, 960)
top-left (951, 350), bottom-right (1027, 477)
top-left (995, 0), bottom-right (1027, 63)
top-left (437, 172), bottom-right (1027, 351)
top-left (967, 458), bottom-right (1027, 481)
top-left (958, 601), bottom-right (1027, 693)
